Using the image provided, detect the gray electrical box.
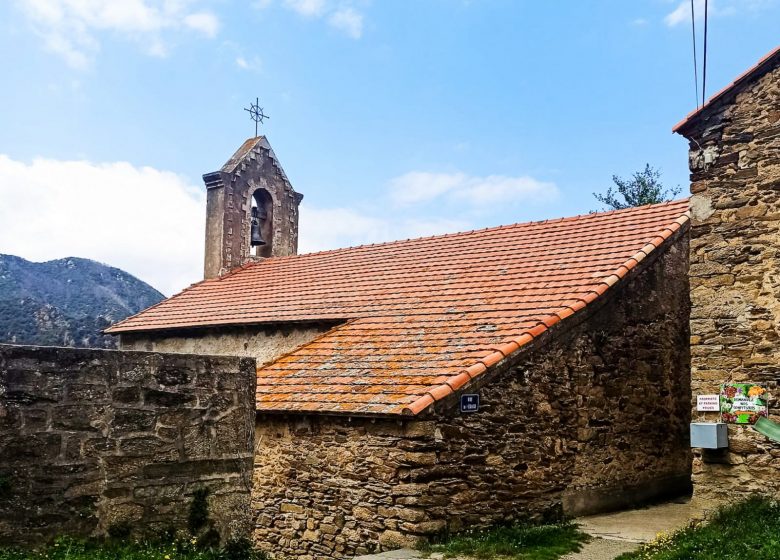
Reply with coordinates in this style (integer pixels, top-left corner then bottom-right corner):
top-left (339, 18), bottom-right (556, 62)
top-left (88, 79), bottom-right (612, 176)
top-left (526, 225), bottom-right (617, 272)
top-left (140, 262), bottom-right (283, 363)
top-left (690, 422), bottom-right (728, 449)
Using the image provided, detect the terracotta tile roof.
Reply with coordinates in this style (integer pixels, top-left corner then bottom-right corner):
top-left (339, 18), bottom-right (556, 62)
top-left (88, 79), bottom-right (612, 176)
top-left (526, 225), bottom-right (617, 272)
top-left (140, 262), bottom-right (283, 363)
top-left (108, 200), bottom-right (690, 417)
top-left (673, 45), bottom-right (780, 134)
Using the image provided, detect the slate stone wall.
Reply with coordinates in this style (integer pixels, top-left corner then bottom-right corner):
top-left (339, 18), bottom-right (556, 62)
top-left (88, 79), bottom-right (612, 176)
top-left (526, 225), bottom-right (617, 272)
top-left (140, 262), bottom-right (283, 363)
top-left (0, 344), bottom-right (256, 545)
top-left (679, 62), bottom-right (780, 505)
top-left (251, 231), bottom-right (691, 559)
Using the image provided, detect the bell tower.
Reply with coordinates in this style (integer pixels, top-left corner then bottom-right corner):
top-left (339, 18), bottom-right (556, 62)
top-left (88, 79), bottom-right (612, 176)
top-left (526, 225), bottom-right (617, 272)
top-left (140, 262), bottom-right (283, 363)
top-left (202, 137), bottom-right (304, 279)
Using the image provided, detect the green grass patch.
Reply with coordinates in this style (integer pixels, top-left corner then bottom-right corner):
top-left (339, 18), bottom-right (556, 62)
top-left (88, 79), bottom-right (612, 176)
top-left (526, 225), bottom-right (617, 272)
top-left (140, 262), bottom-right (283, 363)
top-left (420, 521), bottom-right (589, 559)
top-left (616, 495), bottom-right (780, 560)
top-left (0, 536), bottom-right (268, 560)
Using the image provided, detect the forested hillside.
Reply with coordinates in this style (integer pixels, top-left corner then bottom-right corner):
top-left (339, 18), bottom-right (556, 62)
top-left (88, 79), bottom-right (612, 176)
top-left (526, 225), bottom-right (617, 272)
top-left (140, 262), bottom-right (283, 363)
top-left (0, 254), bottom-right (164, 348)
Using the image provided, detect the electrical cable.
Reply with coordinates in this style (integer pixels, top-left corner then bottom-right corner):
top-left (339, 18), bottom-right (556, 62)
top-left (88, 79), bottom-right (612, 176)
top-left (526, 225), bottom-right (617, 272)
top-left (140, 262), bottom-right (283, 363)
top-left (702, 0), bottom-right (709, 106)
top-left (691, 0), bottom-right (699, 108)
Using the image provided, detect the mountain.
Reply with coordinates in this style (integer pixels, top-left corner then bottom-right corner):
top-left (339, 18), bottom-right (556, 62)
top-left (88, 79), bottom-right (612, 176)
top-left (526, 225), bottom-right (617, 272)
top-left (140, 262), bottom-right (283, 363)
top-left (0, 255), bottom-right (165, 349)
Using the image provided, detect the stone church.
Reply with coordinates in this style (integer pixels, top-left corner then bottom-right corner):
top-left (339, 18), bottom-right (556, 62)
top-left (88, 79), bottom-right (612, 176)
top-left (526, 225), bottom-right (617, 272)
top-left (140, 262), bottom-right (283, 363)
top-left (105, 46), bottom-right (780, 558)
top-left (110, 144), bottom-right (694, 556)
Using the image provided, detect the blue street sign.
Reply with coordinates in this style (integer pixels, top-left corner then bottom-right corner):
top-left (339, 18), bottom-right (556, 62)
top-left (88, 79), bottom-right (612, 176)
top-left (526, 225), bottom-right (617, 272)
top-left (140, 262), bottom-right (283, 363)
top-left (460, 394), bottom-right (479, 413)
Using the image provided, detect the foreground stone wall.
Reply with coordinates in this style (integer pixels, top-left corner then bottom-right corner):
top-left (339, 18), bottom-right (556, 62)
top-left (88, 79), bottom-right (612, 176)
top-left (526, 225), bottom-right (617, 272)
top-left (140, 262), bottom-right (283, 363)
top-left (119, 323), bottom-right (334, 366)
top-left (0, 344), bottom-right (256, 545)
top-left (251, 230), bottom-right (691, 559)
top-left (679, 61), bottom-right (780, 504)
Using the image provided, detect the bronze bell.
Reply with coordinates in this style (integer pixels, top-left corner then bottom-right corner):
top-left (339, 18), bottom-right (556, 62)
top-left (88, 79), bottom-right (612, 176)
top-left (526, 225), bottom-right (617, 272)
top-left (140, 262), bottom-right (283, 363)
top-left (250, 208), bottom-right (266, 247)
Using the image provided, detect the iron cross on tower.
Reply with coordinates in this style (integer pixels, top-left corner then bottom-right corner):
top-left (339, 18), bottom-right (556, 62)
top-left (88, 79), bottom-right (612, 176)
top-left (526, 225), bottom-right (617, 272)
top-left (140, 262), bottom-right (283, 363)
top-left (244, 97), bottom-right (269, 137)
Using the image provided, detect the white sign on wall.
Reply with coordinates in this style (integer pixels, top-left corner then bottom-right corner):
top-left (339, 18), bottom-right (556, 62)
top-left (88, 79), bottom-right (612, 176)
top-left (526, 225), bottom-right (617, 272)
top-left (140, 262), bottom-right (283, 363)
top-left (697, 394), bottom-right (720, 412)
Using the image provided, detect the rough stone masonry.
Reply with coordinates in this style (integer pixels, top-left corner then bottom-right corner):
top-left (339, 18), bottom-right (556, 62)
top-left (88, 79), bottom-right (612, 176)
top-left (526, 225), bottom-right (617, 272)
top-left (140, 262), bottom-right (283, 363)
top-left (676, 54), bottom-right (780, 504)
top-left (0, 345), bottom-right (256, 545)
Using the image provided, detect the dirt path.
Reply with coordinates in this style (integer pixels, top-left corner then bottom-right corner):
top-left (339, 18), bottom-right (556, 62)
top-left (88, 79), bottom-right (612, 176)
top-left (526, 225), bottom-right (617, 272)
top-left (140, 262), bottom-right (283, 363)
top-left (564, 498), bottom-right (708, 560)
top-left (353, 551), bottom-right (423, 560)
top-left (576, 499), bottom-right (706, 544)
top-left (353, 500), bottom-right (707, 560)
top-left (561, 538), bottom-right (638, 560)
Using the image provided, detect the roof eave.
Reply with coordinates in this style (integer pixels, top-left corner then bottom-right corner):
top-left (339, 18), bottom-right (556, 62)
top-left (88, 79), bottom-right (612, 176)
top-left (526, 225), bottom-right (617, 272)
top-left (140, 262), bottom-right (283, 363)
top-left (398, 211), bottom-right (691, 418)
top-left (107, 318), bottom-right (347, 337)
top-left (673, 45), bottom-right (780, 136)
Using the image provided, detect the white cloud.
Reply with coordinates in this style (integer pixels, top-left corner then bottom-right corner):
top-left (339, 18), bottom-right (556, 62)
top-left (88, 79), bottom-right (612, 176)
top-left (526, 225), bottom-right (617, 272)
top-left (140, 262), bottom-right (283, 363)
top-left (257, 0), bottom-right (365, 39)
top-left (298, 206), bottom-right (469, 254)
top-left (298, 170), bottom-right (559, 254)
top-left (283, 0), bottom-right (327, 17)
top-left (184, 11), bottom-right (219, 37)
top-left (665, 0), bottom-right (701, 26)
top-left (235, 54), bottom-right (262, 71)
top-left (16, 0), bottom-right (221, 68)
top-left (0, 155), bottom-right (205, 295)
top-left (43, 30), bottom-right (93, 69)
top-left (664, 0), bottom-right (775, 26)
top-left (388, 171), bottom-right (559, 207)
top-left (328, 7), bottom-right (363, 38)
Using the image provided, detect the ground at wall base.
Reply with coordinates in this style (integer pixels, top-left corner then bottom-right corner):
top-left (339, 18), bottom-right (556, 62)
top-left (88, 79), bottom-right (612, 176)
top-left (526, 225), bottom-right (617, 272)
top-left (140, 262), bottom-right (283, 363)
top-left (353, 499), bottom-right (704, 560)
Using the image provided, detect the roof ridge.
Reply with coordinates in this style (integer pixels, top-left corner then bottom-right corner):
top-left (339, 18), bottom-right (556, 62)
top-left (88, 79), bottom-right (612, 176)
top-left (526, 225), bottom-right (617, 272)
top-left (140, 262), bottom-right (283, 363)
top-left (228, 225), bottom-right (679, 273)
top-left (399, 210), bottom-right (691, 416)
top-left (248, 199), bottom-right (690, 264)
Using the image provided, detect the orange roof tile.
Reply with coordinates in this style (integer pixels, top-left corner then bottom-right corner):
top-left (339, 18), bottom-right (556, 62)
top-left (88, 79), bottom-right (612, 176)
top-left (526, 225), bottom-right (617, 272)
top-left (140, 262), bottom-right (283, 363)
top-left (673, 45), bottom-right (780, 134)
top-left (108, 200), bottom-right (690, 417)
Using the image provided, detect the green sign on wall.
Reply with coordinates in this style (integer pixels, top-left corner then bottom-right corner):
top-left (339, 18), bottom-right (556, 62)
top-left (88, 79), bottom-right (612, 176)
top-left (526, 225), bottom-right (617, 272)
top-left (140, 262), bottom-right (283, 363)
top-left (720, 383), bottom-right (768, 424)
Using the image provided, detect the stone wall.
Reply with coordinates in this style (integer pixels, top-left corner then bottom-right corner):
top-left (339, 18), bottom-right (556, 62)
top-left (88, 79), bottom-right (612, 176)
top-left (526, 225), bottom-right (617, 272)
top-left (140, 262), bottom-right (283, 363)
top-left (0, 344), bottom-right (256, 545)
top-left (251, 230), bottom-right (692, 559)
top-left (119, 323), bottom-right (335, 365)
top-left (679, 61), bottom-right (780, 505)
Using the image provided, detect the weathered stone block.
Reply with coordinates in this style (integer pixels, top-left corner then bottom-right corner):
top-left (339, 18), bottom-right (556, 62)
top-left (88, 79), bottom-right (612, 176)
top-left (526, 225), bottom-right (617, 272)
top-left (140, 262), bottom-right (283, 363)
top-left (378, 529), bottom-right (419, 549)
top-left (111, 409), bottom-right (157, 432)
top-left (143, 389), bottom-right (195, 407)
top-left (52, 405), bottom-right (106, 431)
top-left (111, 386), bottom-right (141, 404)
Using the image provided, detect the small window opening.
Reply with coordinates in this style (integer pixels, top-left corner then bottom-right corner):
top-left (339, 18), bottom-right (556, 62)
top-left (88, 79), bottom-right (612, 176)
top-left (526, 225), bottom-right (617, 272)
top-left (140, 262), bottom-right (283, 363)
top-left (249, 189), bottom-right (273, 258)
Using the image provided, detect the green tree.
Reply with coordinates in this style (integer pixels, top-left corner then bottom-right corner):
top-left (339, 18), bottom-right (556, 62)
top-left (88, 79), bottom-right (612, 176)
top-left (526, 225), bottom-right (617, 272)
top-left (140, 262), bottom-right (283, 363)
top-left (593, 164), bottom-right (681, 210)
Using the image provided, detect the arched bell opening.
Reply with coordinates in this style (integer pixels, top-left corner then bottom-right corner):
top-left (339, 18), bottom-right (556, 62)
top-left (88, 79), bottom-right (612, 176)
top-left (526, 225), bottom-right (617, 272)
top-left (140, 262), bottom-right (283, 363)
top-left (250, 189), bottom-right (273, 258)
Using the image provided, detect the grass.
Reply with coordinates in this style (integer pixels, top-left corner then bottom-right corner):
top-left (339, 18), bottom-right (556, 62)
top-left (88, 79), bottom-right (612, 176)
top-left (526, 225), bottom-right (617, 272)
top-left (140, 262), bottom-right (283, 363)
top-left (419, 521), bottom-right (589, 559)
top-left (616, 495), bottom-right (780, 560)
top-left (0, 536), bottom-right (268, 560)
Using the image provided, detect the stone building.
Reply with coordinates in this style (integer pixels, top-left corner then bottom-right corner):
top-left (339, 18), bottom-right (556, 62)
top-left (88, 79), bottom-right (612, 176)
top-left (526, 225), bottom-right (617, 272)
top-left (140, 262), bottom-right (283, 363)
top-left (108, 140), bottom-right (694, 557)
top-left (674, 45), bottom-right (780, 504)
top-left (2, 41), bottom-right (777, 559)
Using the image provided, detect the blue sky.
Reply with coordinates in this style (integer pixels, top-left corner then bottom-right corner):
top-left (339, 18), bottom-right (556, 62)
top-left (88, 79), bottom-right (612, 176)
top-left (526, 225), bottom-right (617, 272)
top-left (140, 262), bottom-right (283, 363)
top-left (0, 0), bottom-right (777, 294)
